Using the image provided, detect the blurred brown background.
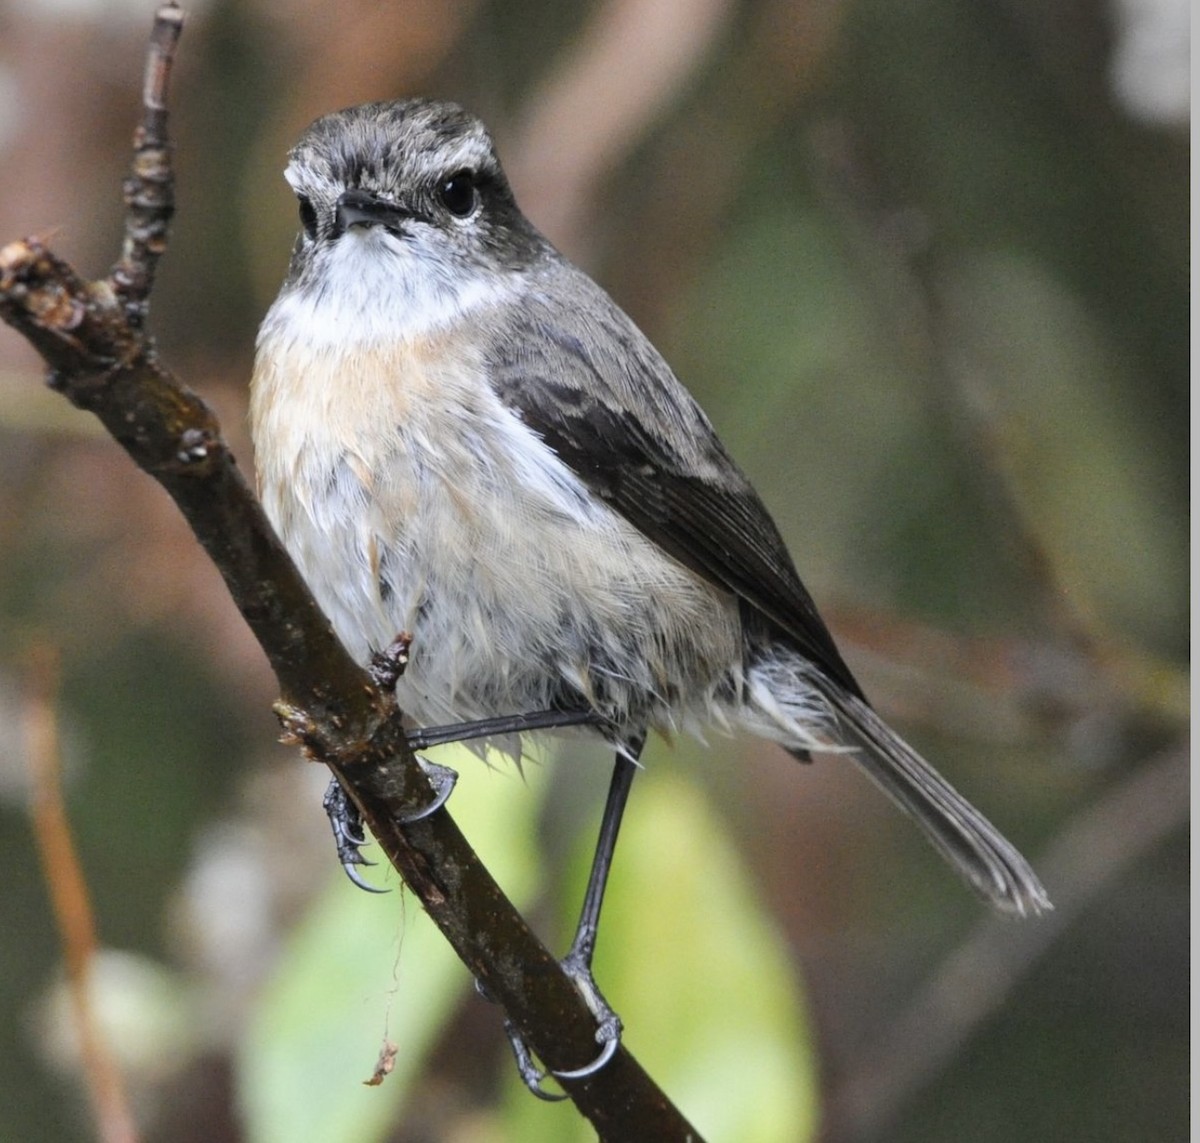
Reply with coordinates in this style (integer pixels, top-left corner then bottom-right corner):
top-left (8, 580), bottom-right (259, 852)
top-left (0, 1), bottom-right (1188, 1141)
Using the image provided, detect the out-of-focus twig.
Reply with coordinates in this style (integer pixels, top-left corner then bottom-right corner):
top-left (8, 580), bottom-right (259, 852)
top-left (506, 0), bottom-right (735, 256)
top-left (805, 121), bottom-right (1122, 664)
top-left (827, 600), bottom-right (1189, 739)
top-left (825, 738), bottom-right (1189, 1141)
top-left (602, 0), bottom-right (846, 331)
top-left (23, 643), bottom-right (140, 1143)
top-left (805, 121), bottom-right (1189, 730)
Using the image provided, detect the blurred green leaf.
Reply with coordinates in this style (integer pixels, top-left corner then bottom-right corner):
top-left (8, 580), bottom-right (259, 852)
top-left (944, 250), bottom-right (1187, 652)
top-left (498, 762), bottom-right (818, 1143)
top-left (236, 752), bottom-right (550, 1143)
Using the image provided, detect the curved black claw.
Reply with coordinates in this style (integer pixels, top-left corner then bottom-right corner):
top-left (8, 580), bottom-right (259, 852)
top-left (339, 814), bottom-right (367, 847)
top-left (341, 858), bottom-right (387, 894)
top-left (502, 1020), bottom-right (569, 1102)
top-left (549, 954), bottom-right (623, 1082)
top-left (479, 956), bottom-right (623, 1098)
top-left (398, 758), bottom-right (458, 824)
top-left (551, 1027), bottom-right (620, 1081)
top-left (320, 758), bottom-right (454, 892)
top-left (471, 979), bottom-right (564, 1099)
top-left (323, 778), bottom-right (389, 894)
top-left (501, 1004), bottom-right (620, 1097)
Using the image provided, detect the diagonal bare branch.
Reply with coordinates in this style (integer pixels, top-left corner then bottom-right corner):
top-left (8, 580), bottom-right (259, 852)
top-left (0, 7), bottom-right (703, 1140)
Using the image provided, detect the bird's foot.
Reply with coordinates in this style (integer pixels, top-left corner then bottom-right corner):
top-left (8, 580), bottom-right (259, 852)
top-left (322, 778), bottom-right (387, 894)
top-left (396, 757), bottom-right (457, 823)
top-left (322, 758), bottom-right (457, 892)
top-left (485, 954), bottom-right (622, 1099)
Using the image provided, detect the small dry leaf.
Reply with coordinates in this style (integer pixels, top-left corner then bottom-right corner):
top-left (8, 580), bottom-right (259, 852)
top-left (363, 1039), bottom-right (398, 1086)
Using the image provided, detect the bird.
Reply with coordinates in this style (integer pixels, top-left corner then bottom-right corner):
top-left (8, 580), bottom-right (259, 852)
top-left (250, 97), bottom-right (1050, 1093)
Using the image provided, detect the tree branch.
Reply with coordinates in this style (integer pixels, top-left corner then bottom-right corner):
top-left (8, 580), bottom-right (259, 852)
top-left (0, 7), bottom-right (703, 1140)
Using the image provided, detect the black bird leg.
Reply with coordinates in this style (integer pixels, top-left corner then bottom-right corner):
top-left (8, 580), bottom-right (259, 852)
top-left (322, 697), bottom-right (638, 1095)
top-left (326, 708), bottom-right (606, 891)
top-left (405, 707), bottom-right (608, 750)
top-left (503, 738), bottom-right (644, 1097)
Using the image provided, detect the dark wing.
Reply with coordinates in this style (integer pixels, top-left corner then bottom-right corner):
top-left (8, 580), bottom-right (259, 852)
top-left (485, 270), bottom-right (864, 700)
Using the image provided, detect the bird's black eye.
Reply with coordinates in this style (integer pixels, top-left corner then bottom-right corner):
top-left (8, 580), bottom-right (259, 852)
top-left (438, 171), bottom-right (477, 218)
top-left (297, 195), bottom-right (318, 239)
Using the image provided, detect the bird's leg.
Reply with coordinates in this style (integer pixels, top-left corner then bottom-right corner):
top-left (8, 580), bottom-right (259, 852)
top-left (397, 708), bottom-right (607, 823)
top-left (322, 631), bottom-right (441, 891)
top-left (329, 708), bottom-right (606, 891)
top-left (553, 744), bottom-right (641, 1073)
top-left (405, 707), bottom-right (608, 751)
top-left (321, 757), bottom-right (461, 892)
top-left (502, 739), bottom-right (644, 1096)
top-left (327, 693), bottom-right (641, 1094)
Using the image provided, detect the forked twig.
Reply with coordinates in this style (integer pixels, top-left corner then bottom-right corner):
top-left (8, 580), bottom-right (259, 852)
top-left (0, 8), bottom-right (703, 1140)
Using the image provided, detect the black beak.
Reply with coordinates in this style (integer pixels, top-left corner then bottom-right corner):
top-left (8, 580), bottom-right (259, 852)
top-left (334, 189), bottom-right (411, 237)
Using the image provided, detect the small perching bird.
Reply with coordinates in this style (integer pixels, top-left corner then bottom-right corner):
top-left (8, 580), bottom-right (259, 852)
top-left (250, 98), bottom-right (1050, 1093)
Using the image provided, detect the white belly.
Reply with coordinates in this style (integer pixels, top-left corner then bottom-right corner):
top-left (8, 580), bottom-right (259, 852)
top-left (250, 325), bottom-right (742, 742)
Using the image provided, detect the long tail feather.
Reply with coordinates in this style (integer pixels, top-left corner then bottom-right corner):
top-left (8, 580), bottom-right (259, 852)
top-left (820, 686), bottom-right (1051, 916)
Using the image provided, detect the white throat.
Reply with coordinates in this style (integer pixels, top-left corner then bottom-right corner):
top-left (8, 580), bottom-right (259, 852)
top-left (260, 227), bottom-right (516, 352)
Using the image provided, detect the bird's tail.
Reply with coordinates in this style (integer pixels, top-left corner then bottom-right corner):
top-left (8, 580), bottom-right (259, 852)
top-left (815, 684), bottom-right (1051, 916)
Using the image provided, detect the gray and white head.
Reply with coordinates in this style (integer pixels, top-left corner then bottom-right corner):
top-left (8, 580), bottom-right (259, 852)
top-left (276, 100), bottom-right (549, 334)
